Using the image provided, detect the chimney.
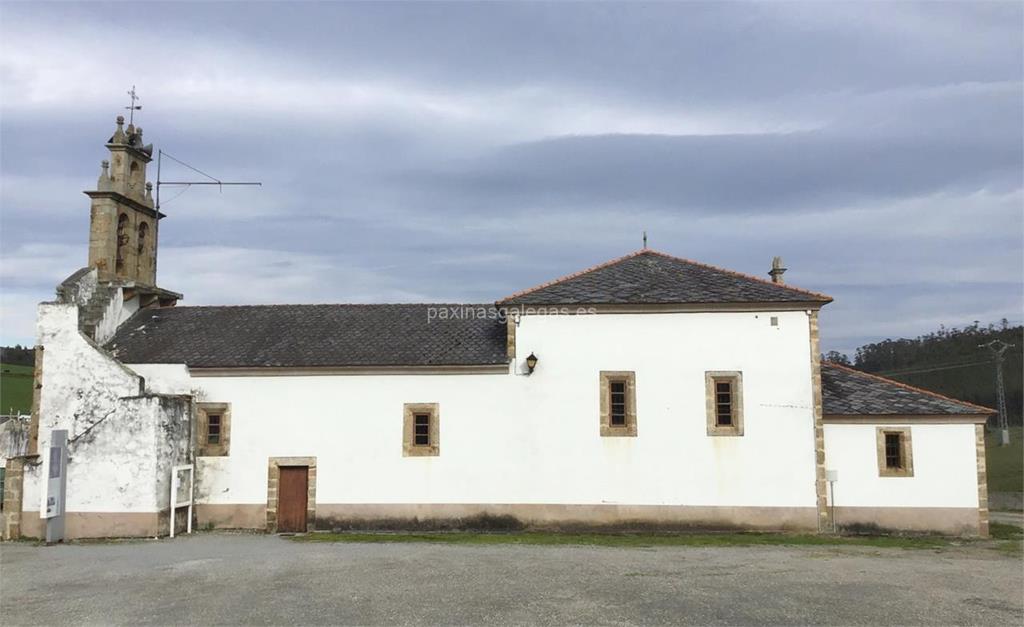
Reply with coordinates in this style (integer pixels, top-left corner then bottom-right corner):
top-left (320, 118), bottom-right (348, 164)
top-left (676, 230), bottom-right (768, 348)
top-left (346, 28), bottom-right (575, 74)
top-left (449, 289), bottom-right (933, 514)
top-left (769, 256), bottom-right (787, 284)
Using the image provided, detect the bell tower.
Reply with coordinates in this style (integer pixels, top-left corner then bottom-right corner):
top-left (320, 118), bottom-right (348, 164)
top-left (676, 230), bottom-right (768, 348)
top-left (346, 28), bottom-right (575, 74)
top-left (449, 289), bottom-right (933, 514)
top-left (85, 115), bottom-right (162, 285)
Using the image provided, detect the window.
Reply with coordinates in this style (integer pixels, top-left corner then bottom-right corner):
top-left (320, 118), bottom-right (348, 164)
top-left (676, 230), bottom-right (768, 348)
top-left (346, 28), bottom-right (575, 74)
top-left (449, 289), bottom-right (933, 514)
top-left (137, 221), bottom-right (148, 255)
top-left (197, 403), bottom-right (231, 457)
top-left (876, 427), bottom-right (913, 477)
top-left (706, 371), bottom-right (744, 436)
top-left (207, 414), bottom-right (222, 444)
top-left (610, 381), bottom-right (627, 426)
top-left (414, 413), bottom-right (431, 446)
top-left (115, 213), bottom-right (129, 273)
top-left (128, 160), bottom-right (142, 191)
top-left (884, 433), bottom-right (901, 468)
top-left (403, 403), bottom-right (439, 456)
top-left (599, 371), bottom-right (637, 437)
top-left (715, 380), bottom-right (734, 426)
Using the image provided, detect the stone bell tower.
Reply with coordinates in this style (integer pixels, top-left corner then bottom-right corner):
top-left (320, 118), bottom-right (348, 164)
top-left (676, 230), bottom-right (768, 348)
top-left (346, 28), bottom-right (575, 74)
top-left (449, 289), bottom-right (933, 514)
top-left (86, 115), bottom-right (162, 285)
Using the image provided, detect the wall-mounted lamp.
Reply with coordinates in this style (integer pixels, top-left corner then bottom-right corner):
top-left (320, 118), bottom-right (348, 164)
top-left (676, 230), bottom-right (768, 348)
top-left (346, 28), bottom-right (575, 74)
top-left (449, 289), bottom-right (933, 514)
top-left (525, 352), bottom-right (538, 374)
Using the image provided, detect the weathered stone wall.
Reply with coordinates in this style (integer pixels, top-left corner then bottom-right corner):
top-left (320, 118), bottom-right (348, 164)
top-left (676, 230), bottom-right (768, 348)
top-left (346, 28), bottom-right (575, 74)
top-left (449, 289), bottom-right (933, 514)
top-left (94, 286), bottom-right (140, 345)
top-left (0, 416), bottom-right (30, 463)
top-left (151, 395), bottom-right (193, 535)
top-left (56, 267), bottom-right (98, 307)
top-left (17, 298), bottom-right (193, 539)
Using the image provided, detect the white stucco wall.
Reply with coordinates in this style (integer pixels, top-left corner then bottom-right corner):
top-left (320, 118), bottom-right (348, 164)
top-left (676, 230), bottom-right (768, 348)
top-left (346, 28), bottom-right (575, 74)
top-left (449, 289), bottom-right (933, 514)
top-left (94, 287), bottom-right (140, 345)
top-left (129, 309), bottom-right (820, 510)
top-left (26, 302), bottom-right (190, 521)
top-left (823, 423), bottom-right (979, 508)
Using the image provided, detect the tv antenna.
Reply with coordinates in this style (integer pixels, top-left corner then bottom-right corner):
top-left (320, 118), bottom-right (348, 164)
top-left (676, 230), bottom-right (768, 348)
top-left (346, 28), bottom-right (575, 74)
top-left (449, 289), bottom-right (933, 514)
top-left (155, 149), bottom-right (262, 210)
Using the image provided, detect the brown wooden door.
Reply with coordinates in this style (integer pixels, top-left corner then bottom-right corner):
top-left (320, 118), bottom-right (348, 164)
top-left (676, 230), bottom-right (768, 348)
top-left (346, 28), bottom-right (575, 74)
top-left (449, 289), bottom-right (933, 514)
top-left (277, 466), bottom-right (308, 532)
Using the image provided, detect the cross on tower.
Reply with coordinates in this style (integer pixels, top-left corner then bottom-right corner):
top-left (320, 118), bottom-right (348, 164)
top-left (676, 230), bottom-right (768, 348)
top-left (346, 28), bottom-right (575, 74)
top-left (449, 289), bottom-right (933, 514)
top-left (125, 85), bottom-right (142, 124)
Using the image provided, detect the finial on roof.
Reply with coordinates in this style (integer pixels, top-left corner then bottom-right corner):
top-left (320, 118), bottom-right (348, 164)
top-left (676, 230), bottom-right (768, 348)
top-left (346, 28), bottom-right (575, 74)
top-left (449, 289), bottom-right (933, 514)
top-left (111, 115), bottom-right (126, 144)
top-left (642, 231), bottom-right (648, 249)
top-left (125, 85), bottom-right (142, 125)
top-left (769, 256), bottom-right (787, 284)
top-left (98, 160), bottom-right (111, 191)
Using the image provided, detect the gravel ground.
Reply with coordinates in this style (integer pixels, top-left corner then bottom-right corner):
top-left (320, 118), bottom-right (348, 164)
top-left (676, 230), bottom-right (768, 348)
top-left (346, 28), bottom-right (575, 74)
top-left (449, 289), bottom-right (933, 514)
top-left (2, 533), bottom-right (1021, 625)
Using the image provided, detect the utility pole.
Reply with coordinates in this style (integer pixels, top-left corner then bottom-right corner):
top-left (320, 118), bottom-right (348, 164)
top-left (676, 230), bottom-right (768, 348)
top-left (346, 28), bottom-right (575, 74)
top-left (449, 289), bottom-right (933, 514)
top-left (979, 339), bottom-right (1014, 446)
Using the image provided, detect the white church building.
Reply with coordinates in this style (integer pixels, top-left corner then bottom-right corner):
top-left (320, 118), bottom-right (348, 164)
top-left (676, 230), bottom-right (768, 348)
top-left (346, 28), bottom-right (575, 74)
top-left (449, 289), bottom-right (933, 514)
top-left (2, 115), bottom-right (994, 540)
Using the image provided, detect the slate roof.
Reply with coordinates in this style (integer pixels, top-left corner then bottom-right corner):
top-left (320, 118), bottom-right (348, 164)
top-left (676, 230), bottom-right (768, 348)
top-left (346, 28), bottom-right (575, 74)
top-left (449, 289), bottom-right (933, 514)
top-left (499, 249), bottom-right (832, 306)
top-left (106, 304), bottom-right (508, 368)
top-left (821, 363), bottom-right (993, 416)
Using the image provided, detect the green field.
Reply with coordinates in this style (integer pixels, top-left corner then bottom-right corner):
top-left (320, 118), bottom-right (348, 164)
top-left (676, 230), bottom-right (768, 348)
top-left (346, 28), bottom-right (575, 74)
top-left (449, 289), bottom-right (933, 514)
top-left (0, 363), bottom-right (33, 415)
top-left (986, 426), bottom-right (1023, 493)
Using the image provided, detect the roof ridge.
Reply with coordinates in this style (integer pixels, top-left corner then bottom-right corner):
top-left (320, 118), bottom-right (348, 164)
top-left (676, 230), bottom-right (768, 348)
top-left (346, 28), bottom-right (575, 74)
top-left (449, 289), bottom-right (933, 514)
top-left (497, 248), bottom-right (832, 304)
top-left (823, 361), bottom-right (995, 413)
top-left (162, 302), bottom-right (499, 309)
top-left (642, 250), bottom-right (833, 302)
top-left (496, 249), bottom-right (650, 303)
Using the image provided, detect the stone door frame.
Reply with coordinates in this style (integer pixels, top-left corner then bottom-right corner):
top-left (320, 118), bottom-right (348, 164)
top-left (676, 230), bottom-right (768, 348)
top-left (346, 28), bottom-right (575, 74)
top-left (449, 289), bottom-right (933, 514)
top-left (266, 456), bottom-right (316, 532)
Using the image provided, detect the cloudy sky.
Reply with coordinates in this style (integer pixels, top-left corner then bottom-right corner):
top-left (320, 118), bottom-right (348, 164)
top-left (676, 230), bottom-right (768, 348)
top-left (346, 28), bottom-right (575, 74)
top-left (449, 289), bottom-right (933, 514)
top-left (1, 1), bottom-right (1021, 355)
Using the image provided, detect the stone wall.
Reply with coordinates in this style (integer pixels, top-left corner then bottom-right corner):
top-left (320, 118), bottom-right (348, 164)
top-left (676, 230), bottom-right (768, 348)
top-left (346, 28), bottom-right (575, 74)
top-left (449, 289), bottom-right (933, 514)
top-left (0, 416), bottom-right (30, 463)
top-left (14, 292), bottom-right (193, 539)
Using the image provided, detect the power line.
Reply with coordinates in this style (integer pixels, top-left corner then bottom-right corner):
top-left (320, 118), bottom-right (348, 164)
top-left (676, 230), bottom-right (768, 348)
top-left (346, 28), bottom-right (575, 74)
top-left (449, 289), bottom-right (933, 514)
top-left (877, 360), bottom-right (994, 377)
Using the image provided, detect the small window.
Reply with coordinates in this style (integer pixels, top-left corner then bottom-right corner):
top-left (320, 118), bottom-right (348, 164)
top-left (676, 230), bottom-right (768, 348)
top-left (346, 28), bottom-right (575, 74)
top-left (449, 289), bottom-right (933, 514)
top-left (404, 403), bottom-right (439, 456)
top-left (877, 427), bottom-right (913, 477)
top-left (715, 380), bottom-right (734, 426)
top-left (197, 403), bottom-right (230, 457)
top-left (413, 413), bottom-right (431, 446)
top-left (884, 433), bottom-right (902, 469)
top-left (207, 414), bottom-right (222, 444)
top-left (600, 371), bottom-right (637, 437)
top-left (610, 381), bottom-right (627, 426)
top-left (706, 371), bottom-right (744, 436)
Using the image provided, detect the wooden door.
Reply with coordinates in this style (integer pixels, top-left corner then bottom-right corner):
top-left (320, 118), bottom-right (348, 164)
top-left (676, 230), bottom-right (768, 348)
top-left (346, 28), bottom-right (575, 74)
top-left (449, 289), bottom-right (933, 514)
top-left (277, 466), bottom-right (308, 532)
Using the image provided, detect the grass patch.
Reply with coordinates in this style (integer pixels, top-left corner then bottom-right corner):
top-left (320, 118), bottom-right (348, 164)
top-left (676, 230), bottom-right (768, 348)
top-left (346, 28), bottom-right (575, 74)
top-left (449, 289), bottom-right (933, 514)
top-left (293, 531), bottom-right (952, 550)
top-left (989, 522), bottom-right (1023, 556)
top-left (0, 363), bottom-right (33, 415)
top-left (986, 427), bottom-right (1023, 493)
top-left (990, 522), bottom-right (1023, 541)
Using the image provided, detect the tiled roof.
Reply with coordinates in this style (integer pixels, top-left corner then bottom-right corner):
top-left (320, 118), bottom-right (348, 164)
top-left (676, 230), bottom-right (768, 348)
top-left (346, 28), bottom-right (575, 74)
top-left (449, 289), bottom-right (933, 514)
top-left (106, 304), bottom-right (508, 368)
top-left (498, 249), bottom-right (831, 305)
top-left (821, 363), bottom-right (993, 416)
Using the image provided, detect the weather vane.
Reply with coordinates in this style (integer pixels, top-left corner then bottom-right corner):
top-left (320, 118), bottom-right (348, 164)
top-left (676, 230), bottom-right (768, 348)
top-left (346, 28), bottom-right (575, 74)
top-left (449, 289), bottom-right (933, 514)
top-left (125, 85), bottom-right (142, 125)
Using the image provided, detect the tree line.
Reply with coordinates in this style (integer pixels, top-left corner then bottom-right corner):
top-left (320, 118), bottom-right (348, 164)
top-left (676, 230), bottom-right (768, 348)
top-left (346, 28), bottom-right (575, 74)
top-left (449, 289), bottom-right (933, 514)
top-left (825, 320), bottom-right (1023, 425)
top-left (0, 345), bottom-right (34, 367)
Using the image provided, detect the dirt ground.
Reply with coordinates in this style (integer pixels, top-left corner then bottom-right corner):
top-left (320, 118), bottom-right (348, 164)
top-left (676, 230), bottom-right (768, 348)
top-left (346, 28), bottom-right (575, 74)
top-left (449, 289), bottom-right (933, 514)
top-left (2, 533), bottom-right (1021, 625)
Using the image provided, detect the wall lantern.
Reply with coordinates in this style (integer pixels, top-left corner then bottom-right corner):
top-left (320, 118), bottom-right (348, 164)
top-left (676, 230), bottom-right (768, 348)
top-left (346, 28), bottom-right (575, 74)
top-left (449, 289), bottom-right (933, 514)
top-left (525, 352), bottom-right (539, 374)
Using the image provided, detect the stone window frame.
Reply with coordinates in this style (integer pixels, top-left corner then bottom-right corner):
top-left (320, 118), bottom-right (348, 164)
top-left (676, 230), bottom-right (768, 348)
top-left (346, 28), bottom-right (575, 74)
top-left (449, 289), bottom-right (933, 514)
top-left (266, 456), bottom-right (317, 532)
top-left (403, 403), bottom-right (440, 457)
top-left (876, 427), bottom-right (914, 477)
top-left (705, 371), bottom-right (744, 437)
top-left (196, 402), bottom-right (231, 457)
top-left (599, 371), bottom-right (637, 437)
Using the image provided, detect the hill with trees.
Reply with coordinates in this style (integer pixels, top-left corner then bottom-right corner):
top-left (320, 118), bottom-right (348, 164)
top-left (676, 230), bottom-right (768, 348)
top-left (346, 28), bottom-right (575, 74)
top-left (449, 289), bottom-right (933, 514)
top-left (825, 320), bottom-right (1023, 425)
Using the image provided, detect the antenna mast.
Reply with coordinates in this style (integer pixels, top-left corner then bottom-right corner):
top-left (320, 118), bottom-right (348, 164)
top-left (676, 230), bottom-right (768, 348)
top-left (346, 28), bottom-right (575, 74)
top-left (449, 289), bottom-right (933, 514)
top-left (155, 150), bottom-right (262, 210)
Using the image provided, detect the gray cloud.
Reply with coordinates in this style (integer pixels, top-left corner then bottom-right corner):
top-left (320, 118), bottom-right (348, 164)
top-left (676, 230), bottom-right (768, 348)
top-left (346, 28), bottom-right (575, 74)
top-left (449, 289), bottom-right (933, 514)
top-left (1, 1), bottom-right (1021, 354)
